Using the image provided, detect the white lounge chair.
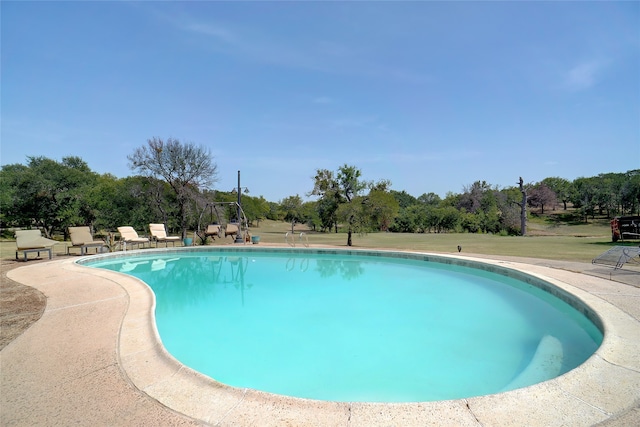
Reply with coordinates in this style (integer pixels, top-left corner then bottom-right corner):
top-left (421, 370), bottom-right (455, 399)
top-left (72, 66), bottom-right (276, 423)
top-left (117, 226), bottom-right (150, 251)
top-left (149, 223), bottom-right (181, 247)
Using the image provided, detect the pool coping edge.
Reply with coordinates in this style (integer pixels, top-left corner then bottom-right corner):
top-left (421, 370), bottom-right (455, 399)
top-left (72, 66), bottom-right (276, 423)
top-left (70, 248), bottom-right (640, 426)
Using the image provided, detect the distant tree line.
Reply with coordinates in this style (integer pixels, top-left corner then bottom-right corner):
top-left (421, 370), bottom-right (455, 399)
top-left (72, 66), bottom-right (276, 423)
top-left (1, 139), bottom-right (638, 244)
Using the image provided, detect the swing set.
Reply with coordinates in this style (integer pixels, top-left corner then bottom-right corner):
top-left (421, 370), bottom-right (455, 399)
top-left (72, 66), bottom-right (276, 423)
top-left (196, 201), bottom-right (250, 244)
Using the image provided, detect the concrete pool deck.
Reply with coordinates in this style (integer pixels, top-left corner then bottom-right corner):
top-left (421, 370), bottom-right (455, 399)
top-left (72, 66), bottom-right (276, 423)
top-left (1, 248), bottom-right (639, 426)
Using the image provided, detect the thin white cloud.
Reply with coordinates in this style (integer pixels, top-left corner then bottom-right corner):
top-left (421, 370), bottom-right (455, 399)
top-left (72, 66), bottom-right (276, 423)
top-left (153, 8), bottom-right (429, 82)
top-left (183, 23), bottom-right (237, 44)
top-left (172, 15), bottom-right (335, 72)
top-left (565, 60), bottom-right (608, 91)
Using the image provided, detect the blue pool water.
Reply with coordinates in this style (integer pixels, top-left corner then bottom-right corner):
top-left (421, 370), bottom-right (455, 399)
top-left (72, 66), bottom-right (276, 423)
top-left (86, 249), bottom-right (602, 402)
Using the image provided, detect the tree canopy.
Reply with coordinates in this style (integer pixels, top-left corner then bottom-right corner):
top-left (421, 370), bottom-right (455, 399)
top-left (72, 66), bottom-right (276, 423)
top-left (128, 137), bottom-right (218, 238)
top-left (2, 150), bottom-right (637, 243)
top-left (0, 156), bottom-right (98, 237)
top-left (310, 165), bottom-right (399, 246)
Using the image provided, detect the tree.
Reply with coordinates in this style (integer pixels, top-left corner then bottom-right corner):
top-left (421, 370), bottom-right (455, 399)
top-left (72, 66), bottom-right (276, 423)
top-left (565, 171), bottom-right (640, 219)
top-left (336, 165), bottom-right (368, 246)
top-left (301, 201), bottom-right (321, 231)
top-left (390, 190), bottom-right (418, 209)
top-left (458, 181), bottom-right (494, 214)
top-left (0, 156), bottom-right (98, 237)
top-left (435, 206), bottom-right (461, 233)
top-left (266, 201), bottom-right (285, 221)
top-left (241, 195), bottom-right (270, 226)
top-left (0, 163), bottom-right (28, 228)
top-left (89, 175), bottom-right (160, 233)
top-left (440, 191), bottom-right (461, 208)
top-left (417, 192), bottom-right (442, 206)
top-left (366, 189), bottom-right (400, 231)
top-left (280, 195), bottom-right (304, 233)
top-left (572, 177), bottom-right (597, 222)
top-left (497, 187), bottom-right (523, 235)
top-left (542, 177), bottom-right (573, 210)
top-left (390, 206), bottom-right (419, 233)
top-left (87, 174), bottom-right (125, 232)
top-left (528, 183), bottom-right (557, 214)
top-left (621, 170), bottom-right (640, 215)
top-left (336, 165), bottom-right (368, 203)
top-left (455, 180), bottom-right (515, 235)
top-left (593, 173), bottom-right (621, 217)
top-left (309, 168), bottom-right (342, 232)
top-left (517, 177), bottom-right (527, 235)
top-left (310, 165), bottom-right (391, 246)
top-left (460, 209), bottom-right (481, 233)
top-left (128, 137), bottom-right (218, 238)
top-left (336, 197), bottom-right (366, 245)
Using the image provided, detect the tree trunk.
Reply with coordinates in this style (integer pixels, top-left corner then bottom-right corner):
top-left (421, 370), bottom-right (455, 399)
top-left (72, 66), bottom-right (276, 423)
top-left (347, 228), bottom-right (352, 246)
top-left (519, 177), bottom-right (527, 236)
top-left (178, 195), bottom-right (189, 239)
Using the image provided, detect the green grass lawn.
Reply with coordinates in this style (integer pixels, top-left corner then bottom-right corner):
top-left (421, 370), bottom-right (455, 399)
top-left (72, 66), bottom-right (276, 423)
top-left (2, 218), bottom-right (634, 264)
top-left (249, 221), bottom-right (615, 263)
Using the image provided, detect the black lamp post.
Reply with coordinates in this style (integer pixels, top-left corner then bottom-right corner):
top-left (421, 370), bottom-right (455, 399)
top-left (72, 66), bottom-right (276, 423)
top-left (232, 170), bottom-right (249, 243)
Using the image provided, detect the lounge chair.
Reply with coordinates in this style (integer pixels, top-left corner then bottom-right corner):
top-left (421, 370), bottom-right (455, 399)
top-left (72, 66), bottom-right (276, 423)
top-left (15, 229), bottom-right (58, 261)
top-left (67, 226), bottom-right (108, 255)
top-left (149, 223), bottom-right (181, 247)
top-left (225, 223), bottom-right (239, 238)
top-left (205, 224), bottom-right (222, 240)
top-left (117, 226), bottom-right (150, 251)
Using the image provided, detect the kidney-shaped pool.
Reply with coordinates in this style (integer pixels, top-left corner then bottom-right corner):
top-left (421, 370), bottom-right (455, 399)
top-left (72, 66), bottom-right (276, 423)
top-left (84, 248), bottom-right (602, 402)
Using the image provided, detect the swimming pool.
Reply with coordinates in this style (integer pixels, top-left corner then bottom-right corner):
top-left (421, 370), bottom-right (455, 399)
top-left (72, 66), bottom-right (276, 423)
top-left (85, 248), bottom-right (603, 402)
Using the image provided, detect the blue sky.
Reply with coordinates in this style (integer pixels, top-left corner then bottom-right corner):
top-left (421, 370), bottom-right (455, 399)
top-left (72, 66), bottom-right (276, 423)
top-left (2, 1), bottom-right (639, 202)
